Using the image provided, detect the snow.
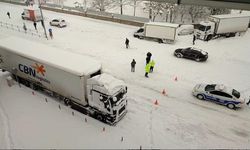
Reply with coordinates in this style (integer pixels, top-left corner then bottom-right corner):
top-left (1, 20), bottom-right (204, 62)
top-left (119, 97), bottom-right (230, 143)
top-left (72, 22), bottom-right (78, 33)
top-left (0, 37), bottom-right (102, 76)
top-left (146, 22), bottom-right (179, 28)
top-left (93, 73), bottom-right (126, 95)
top-left (212, 13), bottom-right (250, 19)
top-left (1, 2), bottom-right (250, 149)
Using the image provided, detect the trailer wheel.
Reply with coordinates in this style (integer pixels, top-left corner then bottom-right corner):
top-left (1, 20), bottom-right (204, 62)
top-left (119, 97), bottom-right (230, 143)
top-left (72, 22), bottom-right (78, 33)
top-left (158, 39), bottom-right (163, 43)
top-left (64, 98), bottom-right (71, 106)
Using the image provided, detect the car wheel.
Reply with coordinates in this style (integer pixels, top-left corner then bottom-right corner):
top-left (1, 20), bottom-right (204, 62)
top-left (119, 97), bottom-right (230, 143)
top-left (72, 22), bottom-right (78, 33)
top-left (227, 103), bottom-right (235, 109)
top-left (195, 58), bottom-right (201, 62)
top-left (197, 94), bottom-right (204, 100)
top-left (176, 53), bottom-right (182, 58)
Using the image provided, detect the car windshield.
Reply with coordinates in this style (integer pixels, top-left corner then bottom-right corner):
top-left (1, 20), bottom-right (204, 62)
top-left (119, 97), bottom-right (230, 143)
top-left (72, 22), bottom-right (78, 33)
top-left (232, 89), bottom-right (240, 98)
top-left (181, 48), bottom-right (190, 53)
top-left (205, 84), bottom-right (216, 91)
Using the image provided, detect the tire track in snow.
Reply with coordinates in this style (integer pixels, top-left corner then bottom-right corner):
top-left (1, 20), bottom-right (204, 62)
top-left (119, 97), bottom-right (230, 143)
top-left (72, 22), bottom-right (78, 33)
top-left (0, 74), bottom-right (14, 149)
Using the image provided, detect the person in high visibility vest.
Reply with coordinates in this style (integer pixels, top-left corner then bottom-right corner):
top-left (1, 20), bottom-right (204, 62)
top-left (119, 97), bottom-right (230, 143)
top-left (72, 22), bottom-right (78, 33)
top-left (149, 60), bottom-right (155, 73)
top-left (145, 63), bottom-right (150, 78)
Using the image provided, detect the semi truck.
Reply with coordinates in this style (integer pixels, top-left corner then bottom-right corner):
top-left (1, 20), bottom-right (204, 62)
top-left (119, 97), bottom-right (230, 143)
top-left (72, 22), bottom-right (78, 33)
top-left (21, 6), bottom-right (42, 22)
top-left (133, 22), bottom-right (179, 43)
top-left (0, 37), bottom-right (128, 125)
top-left (195, 14), bottom-right (250, 41)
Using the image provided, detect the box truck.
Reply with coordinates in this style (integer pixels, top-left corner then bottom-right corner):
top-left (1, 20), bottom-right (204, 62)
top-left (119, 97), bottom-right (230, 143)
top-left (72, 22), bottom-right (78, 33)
top-left (133, 22), bottom-right (179, 43)
top-left (195, 14), bottom-right (250, 41)
top-left (0, 37), bottom-right (127, 125)
top-left (21, 6), bottom-right (42, 22)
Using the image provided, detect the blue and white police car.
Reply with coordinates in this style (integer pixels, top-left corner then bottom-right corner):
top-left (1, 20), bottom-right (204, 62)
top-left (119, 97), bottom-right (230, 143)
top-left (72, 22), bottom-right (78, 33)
top-left (192, 84), bottom-right (245, 109)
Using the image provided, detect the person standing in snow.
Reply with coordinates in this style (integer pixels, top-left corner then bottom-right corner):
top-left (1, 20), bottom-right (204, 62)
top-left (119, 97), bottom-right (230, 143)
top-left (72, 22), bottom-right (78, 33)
top-left (247, 97), bottom-right (250, 106)
top-left (33, 22), bottom-right (37, 30)
top-left (125, 38), bottom-right (129, 49)
top-left (149, 60), bottom-right (155, 73)
top-left (23, 23), bottom-right (27, 33)
top-left (146, 52), bottom-right (152, 65)
top-left (48, 28), bottom-right (53, 39)
top-left (193, 35), bottom-right (196, 45)
top-left (7, 12), bottom-right (10, 19)
top-left (131, 59), bottom-right (136, 72)
top-left (145, 63), bottom-right (150, 78)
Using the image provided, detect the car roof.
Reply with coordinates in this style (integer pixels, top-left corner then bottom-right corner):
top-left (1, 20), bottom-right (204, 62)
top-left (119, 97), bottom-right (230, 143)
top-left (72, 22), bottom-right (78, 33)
top-left (214, 84), bottom-right (233, 94)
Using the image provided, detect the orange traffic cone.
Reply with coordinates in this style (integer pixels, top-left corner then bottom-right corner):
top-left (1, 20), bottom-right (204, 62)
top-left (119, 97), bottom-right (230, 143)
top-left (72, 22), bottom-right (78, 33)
top-left (162, 89), bottom-right (167, 96)
top-left (174, 76), bottom-right (178, 81)
top-left (154, 99), bottom-right (159, 105)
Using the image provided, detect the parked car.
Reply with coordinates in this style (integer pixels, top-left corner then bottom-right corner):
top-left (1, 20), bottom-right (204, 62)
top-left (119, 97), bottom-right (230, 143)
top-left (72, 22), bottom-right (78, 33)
top-left (49, 18), bottom-right (67, 28)
top-left (178, 28), bottom-right (194, 36)
top-left (192, 84), bottom-right (245, 109)
top-left (177, 24), bottom-right (194, 36)
top-left (174, 47), bottom-right (208, 62)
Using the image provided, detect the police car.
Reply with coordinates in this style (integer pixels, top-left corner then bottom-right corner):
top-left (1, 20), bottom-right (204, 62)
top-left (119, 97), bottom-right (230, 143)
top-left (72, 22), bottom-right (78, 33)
top-left (192, 84), bottom-right (245, 109)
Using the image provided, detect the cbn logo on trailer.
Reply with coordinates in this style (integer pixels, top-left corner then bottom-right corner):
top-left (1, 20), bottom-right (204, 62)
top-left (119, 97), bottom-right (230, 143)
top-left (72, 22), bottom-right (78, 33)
top-left (19, 63), bottom-right (46, 77)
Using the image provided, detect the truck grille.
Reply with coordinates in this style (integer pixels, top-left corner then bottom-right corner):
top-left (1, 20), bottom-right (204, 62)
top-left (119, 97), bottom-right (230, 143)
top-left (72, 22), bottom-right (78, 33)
top-left (119, 105), bottom-right (126, 115)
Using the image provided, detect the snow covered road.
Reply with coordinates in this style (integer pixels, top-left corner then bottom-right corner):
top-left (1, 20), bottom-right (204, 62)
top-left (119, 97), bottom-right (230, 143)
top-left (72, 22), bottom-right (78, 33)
top-left (0, 2), bottom-right (250, 149)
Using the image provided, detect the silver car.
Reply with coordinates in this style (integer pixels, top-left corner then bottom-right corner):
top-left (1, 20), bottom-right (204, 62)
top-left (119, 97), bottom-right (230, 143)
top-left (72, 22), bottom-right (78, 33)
top-left (192, 84), bottom-right (245, 109)
top-left (49, 18), bottom-right (67, 28)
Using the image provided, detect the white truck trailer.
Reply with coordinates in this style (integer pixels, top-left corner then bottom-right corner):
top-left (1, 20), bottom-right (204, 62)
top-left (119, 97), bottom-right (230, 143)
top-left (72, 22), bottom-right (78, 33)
top-left (195, 14), bottom-right (250, 41)
top-left (133, 22), bottom-right (179, 43)
top-left (0, 37), bottom-right (127, 125)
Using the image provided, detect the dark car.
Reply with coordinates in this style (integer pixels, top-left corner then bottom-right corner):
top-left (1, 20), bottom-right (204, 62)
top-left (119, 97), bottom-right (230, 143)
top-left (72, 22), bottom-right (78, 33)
top-left (174, 47), bottom-right (208, 62)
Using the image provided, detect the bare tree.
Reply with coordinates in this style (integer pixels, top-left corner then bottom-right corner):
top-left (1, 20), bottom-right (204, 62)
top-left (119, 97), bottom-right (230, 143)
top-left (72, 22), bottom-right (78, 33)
top-left (114, 0), bottom-right (131, 15)
top-left (91, 0), bottom-right (115, 11)
top-left (130, 0), bottom-right (141, 16)
top-left (143, 1), bottom-right (164, 21)
top-left (187, 5), bottom-right (209, 23)
top-left (208, 8), bottom-right (231, 15)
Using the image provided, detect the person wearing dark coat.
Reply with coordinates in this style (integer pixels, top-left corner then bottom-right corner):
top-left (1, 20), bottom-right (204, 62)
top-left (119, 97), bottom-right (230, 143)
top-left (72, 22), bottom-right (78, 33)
top-left (23, 23), bottom-right (27, 33)
top-left (33, 22), bottom-right (37, 30)
top-left (48, 28), bottom-right (53, 39)
top-left (193, 35), bottom-right (196, 45)
top-left (131, 59), bottom-right (136, 72)
top-left (247, 97), bottom-right (250, 106)
top-left (7, 12), bottom-right (10, 19)
top-left (146, 52), bottom-right (152, 65)
top-left (125, 38), bottom-right (129, 49)
top-left (146, 56), bottom-right (150, 65)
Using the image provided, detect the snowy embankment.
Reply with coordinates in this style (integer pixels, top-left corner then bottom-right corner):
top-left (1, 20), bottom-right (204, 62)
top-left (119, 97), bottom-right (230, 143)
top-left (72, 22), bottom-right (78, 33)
top-left (0, 2), bottom-right (250, 149)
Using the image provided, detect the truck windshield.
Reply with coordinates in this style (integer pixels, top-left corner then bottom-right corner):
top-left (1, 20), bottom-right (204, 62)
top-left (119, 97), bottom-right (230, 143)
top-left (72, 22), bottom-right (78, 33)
top-left (232, 89), bottom-right (240, 98)
top-left (198, 25), bottom-right (207, 31)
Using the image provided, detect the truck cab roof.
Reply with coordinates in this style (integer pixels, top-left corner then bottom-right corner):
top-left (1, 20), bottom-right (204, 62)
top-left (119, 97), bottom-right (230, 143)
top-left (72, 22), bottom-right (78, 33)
top-left (0, 37), bottom-right (101, 76)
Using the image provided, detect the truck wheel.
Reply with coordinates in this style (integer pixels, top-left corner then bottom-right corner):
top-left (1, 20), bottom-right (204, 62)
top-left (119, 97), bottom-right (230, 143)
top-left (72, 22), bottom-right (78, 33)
top-left (197, 94), bottom-right (204, 100)
top-left (138, 36), bottom-right (143, 39)
top-left (96, 114), bottom-right (103, 121)
top-left (227, 103), bottom-right (235, 109)
top-left (206, 35), bottom-right (213, 41)
top-left (229, 33), bottom-right (236, 37)
top-left (158, 39), bottom-right (163, 43)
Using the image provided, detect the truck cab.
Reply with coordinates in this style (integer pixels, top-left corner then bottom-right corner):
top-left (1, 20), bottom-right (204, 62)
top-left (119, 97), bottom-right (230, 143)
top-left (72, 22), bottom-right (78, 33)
top-left (87, 73), bottom-right (127, 124)
top-left (133, 27), bottom-right (145, 39)
top-left (195, 21), bottom-right (215, 41)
